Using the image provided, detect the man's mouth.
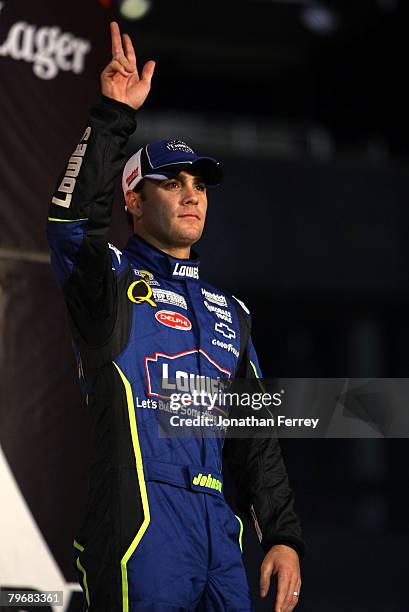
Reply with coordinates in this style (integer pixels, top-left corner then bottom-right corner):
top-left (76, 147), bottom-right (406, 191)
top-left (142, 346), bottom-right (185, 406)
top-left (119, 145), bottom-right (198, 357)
top-left (179, 214), bottom-right (200, 220)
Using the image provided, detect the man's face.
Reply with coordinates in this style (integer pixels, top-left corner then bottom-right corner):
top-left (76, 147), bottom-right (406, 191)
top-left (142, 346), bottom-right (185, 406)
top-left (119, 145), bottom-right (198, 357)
top-left (130, 170), bottom-right (208, 249)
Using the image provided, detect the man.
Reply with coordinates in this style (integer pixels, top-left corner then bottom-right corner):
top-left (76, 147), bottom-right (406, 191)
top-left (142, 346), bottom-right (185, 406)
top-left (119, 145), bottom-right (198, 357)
top-left (47, 21), bottom-right (304, 612)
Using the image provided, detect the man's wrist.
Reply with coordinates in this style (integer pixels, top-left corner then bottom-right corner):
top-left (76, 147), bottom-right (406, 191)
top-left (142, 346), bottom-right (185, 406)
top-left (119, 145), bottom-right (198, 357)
top-left (100, 94), bottom-right (138, 117)
top-left (263, 538), bottom-right (305, 560)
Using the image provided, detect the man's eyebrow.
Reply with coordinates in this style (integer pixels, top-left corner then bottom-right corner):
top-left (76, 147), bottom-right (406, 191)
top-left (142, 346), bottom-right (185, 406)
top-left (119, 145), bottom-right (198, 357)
top-left (171, 175), bottom-right (206, 184)
top-left (185, 175), bottom-right (206, 184)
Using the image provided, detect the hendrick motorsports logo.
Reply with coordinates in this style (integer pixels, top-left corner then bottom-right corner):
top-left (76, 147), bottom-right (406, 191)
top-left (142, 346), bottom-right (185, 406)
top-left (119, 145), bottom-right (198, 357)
top-left (0, 4), bottom-right (91, 80)
top-left (201, 288), bottom-right (227, 307)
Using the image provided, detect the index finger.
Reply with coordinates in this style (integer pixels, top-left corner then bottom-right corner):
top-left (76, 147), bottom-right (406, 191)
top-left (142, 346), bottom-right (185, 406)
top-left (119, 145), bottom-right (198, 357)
top-left (110, 21), bottom-right (124, 57)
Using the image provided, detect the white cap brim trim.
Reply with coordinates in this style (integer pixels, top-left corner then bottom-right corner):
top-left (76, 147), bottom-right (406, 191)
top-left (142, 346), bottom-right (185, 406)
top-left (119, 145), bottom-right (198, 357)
top-left (122, 148), bottom-right (143, 197)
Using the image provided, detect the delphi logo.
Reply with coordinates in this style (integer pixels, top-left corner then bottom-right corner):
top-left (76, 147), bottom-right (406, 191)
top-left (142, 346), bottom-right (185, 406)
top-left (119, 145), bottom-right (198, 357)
top-left (0, 4), bottom-right (91, 80)
top-left (155, 310), bottom-right (191, 331)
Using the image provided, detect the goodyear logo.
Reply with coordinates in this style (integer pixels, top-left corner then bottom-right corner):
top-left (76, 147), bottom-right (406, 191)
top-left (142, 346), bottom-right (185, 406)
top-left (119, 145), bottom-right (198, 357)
top-left (192, 472), bottom-right (222, 492)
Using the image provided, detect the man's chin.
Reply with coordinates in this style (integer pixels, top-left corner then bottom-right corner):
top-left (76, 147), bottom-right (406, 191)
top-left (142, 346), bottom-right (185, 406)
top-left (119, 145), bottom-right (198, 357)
top-left (174, 233), bottom-right (202, 248)
top-left (173, 228), bottom-right (203, 248)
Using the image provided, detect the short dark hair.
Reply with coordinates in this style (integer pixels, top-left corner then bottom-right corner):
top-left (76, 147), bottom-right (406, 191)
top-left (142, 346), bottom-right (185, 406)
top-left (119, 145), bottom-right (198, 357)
top-left (126, 179), bottom-right (146, 231)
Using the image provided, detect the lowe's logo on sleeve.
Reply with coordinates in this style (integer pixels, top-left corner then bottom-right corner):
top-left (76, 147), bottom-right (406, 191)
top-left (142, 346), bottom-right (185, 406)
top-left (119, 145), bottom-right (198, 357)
top-left (51, 126), bottom-right (91, 208)
top-left (172, 262), bottom-right (199, 279)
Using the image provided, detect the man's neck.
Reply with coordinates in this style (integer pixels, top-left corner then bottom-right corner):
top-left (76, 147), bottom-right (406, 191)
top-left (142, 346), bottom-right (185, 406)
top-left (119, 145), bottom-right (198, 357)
top-left (133, 230), bottom-right (191, 260)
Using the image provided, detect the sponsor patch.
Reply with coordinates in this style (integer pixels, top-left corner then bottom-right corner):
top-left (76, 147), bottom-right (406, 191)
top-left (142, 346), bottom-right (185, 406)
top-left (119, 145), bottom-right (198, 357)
top-left (127, 280), bottom-right (157, 307)
top-left (201, 288), bottom-right (227, 307)
top-left (155, 310), bottom-right (192, 330)
top-left (166, 140), bottom-right (194, 154)
top-left (211, 338), bottom-right (239, 358)
top-left (172, 262), bottom-right (199, 279)
top-left (133, 269), bottom-right (160, 286)
top-left (215, 322), bottom-right (236, 339)
top-left (145, 349), bottom-right (231, 402)
top-left (126, 166), bottom-right (139, 186)
top-left (51, 127), bottom-right (91, 208)
top-left (152, 289), bottom-right (187, 310)
top-left (204, 301), bottom-right (232, 323)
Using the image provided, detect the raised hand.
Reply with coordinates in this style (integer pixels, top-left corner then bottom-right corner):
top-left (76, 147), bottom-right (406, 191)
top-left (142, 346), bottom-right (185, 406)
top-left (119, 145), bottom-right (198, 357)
top-left (101, 21), bottom-right (155, 110)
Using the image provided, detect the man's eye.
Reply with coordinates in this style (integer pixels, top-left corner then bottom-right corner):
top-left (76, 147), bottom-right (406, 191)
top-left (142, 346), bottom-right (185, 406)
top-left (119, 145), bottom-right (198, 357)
top-left (162, 180), bottom-right (178, 189)
top-left (196, 183), bottom-right (206, 192)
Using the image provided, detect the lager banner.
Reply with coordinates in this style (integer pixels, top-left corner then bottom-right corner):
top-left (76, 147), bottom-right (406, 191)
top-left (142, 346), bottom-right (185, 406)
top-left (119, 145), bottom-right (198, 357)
top-left (0, 0), bottom-right (113, 250)
top-left (0, 1), bottom-right (114, 609)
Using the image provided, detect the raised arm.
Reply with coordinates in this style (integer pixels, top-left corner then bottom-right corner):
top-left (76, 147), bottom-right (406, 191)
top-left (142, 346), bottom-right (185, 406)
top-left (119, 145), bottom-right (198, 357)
top-left (46, 23), bottom-right (155, 342)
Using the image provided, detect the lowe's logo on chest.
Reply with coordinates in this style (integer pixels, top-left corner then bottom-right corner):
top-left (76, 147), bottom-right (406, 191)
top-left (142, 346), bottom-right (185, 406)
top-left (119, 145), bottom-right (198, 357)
top-left (145, 349), bottom-right (232, 400)
top-left (172, 262), bottom-right (199, 279)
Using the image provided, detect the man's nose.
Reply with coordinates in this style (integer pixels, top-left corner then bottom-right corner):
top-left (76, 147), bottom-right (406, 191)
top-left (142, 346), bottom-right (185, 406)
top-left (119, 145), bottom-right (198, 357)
top-left (181, 185), bottom-right (199, 204)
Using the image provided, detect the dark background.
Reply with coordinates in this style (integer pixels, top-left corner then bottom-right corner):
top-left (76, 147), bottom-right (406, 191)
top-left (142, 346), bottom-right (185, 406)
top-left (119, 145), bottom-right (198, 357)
top-left (1, 1), bottom-right (409, 610)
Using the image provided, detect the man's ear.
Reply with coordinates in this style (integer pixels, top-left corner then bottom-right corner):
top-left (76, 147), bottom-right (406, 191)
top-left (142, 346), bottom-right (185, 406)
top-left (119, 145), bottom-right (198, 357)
top-left (125, 189), bottom-right (143, 219)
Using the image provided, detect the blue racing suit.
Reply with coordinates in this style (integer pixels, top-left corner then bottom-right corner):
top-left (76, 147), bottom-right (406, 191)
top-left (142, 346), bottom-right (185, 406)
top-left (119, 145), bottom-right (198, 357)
top-left (46, 96), bottom-right (304, 612)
